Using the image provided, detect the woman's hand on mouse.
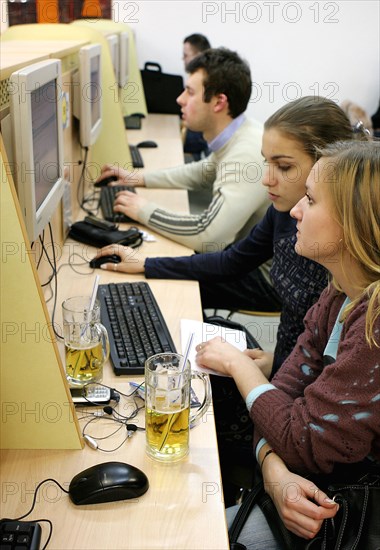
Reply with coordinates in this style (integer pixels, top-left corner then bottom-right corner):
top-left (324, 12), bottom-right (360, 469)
top-left (97, 164), bottom-right (145, 187)
top-left (95, 244), bottom-right (146, 274)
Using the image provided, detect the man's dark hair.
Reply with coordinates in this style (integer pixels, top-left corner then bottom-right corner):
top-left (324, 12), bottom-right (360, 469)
top-left (186, 48), bottom-right (251, 118)
top-left (183, 33), bottom-right (211, 53)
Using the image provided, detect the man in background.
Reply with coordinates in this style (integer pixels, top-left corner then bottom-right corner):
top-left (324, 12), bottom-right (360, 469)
top-left (182, 33), bottom-right (211, 66)
top-left (182, 33), bottom-right (211, 161)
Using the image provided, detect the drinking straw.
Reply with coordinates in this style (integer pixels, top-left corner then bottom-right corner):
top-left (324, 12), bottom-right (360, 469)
top-left (157, 333), bottom-right (195, 452)
top-left (80, 275), bottom-right (100, 337)
top-left (88, 274), bottom-right (100, 313)
top-left (181, 332), bottom-right (194, 372)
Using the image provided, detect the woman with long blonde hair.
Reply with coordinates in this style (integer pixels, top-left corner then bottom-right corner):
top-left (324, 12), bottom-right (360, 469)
top-left (196, 140), bottom-right (380, 548)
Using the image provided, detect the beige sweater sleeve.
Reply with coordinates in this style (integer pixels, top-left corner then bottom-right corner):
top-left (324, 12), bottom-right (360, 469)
top-left (136, 119), bottom-right (269, 252)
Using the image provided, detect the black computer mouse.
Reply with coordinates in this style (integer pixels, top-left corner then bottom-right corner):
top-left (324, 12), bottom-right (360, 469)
top-left (69, 461), bottom-right (149, 505)
top-left (94, 175), bottom-right (118, 188)
top-left (137, 140), bottom-right (158, 148)
top-left (89, 255), bottom-right (121, 269)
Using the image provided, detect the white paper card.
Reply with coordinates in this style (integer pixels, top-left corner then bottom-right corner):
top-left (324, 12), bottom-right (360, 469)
top-left (180, 319), bottom-right (247, 376)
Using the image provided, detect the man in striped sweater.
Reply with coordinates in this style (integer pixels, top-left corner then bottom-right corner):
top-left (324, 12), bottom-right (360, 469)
top-left (97, 48), bottom-right (278, 309)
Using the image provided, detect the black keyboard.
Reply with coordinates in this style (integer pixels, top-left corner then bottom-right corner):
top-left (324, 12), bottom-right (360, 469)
top-left (124, 115), bottom-right (142, 130)
top-left (99, 185), bottom-right (136, 223)
top-left (0, 520), bottom-right (41, 550)
top-left (98, 282), bottom-right (176, 375)
top-left (129, 145), bottom-right (144, 168)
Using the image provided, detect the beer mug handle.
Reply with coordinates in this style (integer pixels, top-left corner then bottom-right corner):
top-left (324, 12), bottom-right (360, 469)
top-left (94, 323), bottom-right (110, 362)
top-left (189, 371), bottom-right (212, 428)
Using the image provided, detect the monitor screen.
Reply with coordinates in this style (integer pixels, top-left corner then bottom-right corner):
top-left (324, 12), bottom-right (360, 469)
top-left (90, 53), bottom-right (101, 128)
top-left (10, 59), bottom-right (64, 244)
top-left (31, 81), bottom-right (61, 211)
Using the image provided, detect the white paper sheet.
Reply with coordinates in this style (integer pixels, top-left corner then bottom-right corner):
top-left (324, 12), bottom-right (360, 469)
top-left (180, 319), bottom-right (247, 376)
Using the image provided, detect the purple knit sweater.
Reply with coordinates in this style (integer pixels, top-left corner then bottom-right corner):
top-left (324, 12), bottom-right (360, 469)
top-left (251, 286), bottom-right (380, 474)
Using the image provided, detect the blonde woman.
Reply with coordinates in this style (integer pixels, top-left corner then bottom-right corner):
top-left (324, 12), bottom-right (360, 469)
top-left (196, 140), bottom-right (380, 548)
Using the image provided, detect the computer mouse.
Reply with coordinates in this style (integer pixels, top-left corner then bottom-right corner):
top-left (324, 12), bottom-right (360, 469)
top-left (137, 140), bottom-right (158, 148)
top-left (89, 255), bottom-right (121, 269)
top-left (94, 175), bottom-right (118, 188)
top-left (69, 461), bottom-right (149, 505)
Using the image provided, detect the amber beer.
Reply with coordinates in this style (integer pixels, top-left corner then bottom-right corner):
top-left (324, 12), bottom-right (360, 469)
top-left (146, 404), bottom-right (190, 460)
top-left (145, 353), bottom-right (211, 462)
top-left (65, 341), bottom-right (103, 385)
top-left (62, 296), bottom-right (109, 387)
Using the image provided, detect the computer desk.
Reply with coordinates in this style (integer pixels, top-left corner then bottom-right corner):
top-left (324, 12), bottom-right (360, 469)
top-left (0, 115), bottom-right (230, 549)
top-left (126, 113), bottom-right (185, 171)
top-left (0, 50), bottom-right (49, 80)
top-left (0, 39), bottom-right (88, 80)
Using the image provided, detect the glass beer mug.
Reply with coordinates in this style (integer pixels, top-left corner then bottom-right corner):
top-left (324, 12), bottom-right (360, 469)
top-left (62, 296), bottom-right (109, 387)
top-left (145, 353), bottom-right (211, 462)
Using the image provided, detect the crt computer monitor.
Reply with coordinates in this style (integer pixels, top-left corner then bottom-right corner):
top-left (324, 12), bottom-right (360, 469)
top-left (9, 59), bottom-right (64, 244)
top-left (73, 43), bottom-right (102, 147)
top-left (118, 31), bottom-right (129, 88)
top-left (106, 34), bottom-right (119, 86)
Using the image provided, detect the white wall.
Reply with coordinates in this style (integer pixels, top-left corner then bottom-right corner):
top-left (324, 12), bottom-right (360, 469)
top-left (112, 0), bottom-right (379, 124)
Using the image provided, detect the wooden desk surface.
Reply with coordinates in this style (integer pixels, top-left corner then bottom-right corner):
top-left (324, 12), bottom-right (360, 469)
top-left (0, 184), bottom-right (229, 549)
top-left (0, 40), bottom-right (88, 80)
top-left (0, 40), bottom-right (88, 58)
top-left (0, 50), bottom-right (49, 80)
top-left (126, 113), bottom-right (185, 171)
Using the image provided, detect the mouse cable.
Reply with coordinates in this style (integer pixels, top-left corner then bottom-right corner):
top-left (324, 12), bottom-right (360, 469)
top-left (77, 146), bottom-right (101, 216)
top-left (82, 187), bottom-right (101, 216)
top-left (46, 223), bottom-right (63, 341)
top-left (76, 145), bottom-right (88, 210)
top-left (38, 229), bottom-right (57, 288)
top-left (67, 252), bottom-right (95, 275)
top-left (51, 252), bottom-right (93, 281)
top-left (32, 229), bottom-right (46, 270)
top-left (42, 246), bottom-right (101, 340)
top-left (1, 478), bottom-right (69, 549)
top-left (42, 253), bottom-right (92, 328)
top-left (76, 146), bottom-right (97, 214)
top-left (27, 223), bottom-right (63, 341)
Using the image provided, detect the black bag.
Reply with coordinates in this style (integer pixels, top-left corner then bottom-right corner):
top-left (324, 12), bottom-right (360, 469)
top-left (320, 476), bottom-right (380, 550)
top-left (140, 62), bottom-right (184, 115)
top-left (229, 479), bottom-right (303, 550)
top-left (204, 314), bottom-right (261, 456)
top-left (229, 469), bottom-right (380, 550)
top-left (68, 221), bottom-right (143, 249)
top-left (202, 314), bottom-right (263, 500)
